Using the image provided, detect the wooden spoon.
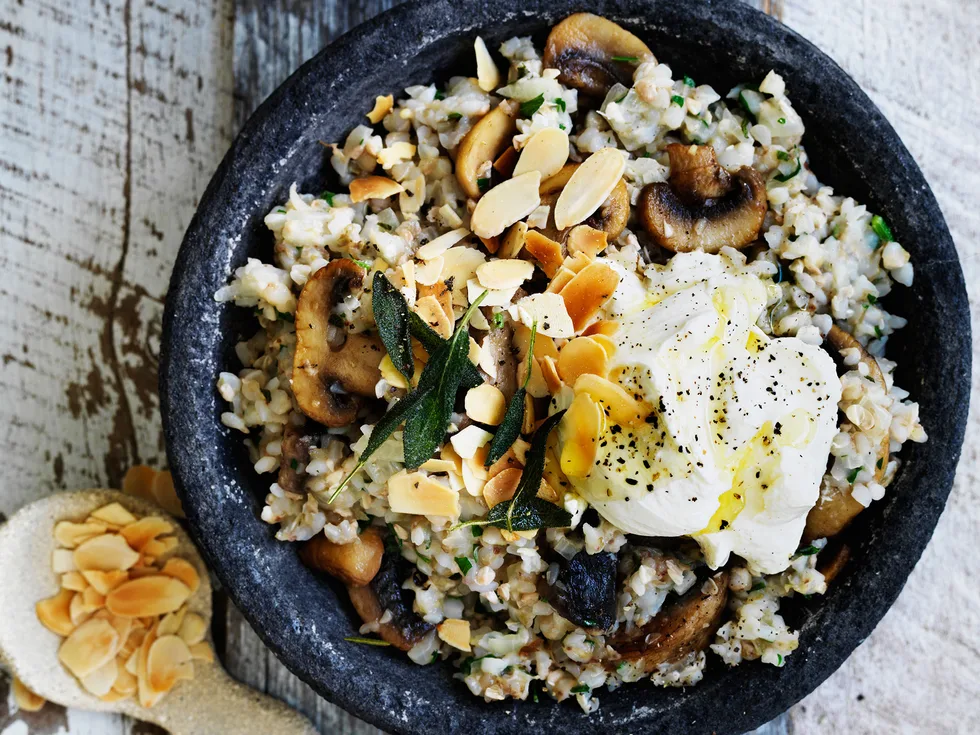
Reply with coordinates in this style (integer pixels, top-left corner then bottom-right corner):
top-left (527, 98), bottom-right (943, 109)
top-left (0, 489), bottom-right (317, 735)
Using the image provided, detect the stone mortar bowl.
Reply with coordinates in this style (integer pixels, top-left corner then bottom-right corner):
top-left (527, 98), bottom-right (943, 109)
top-left (160, 1), bottom-right (971, 732)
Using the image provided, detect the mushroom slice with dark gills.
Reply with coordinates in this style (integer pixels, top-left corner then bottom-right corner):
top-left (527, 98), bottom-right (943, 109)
top-left (346, 545), bottom-right (434, 651)
top-left (639, 143), bottom-right (767, 253)
top-left (608, 569), bottom-right (729, 672)
top-left (537, 163), bottom-right (630, 243)
top-left (292, 259), bottom-right (384, 427)
top-left (550, 549), bottom-right (618, 632)
top-left (543, 13), bottom-right (655, 99)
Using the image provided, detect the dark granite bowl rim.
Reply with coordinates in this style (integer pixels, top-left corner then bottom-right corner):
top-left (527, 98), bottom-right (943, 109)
top-left (160, 1), bottom-right (971, 733)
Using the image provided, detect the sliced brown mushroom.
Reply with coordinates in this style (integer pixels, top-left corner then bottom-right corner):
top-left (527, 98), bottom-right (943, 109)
top-left (543, 13), bottom-right (655, 98)
top-left (292, 260), bottom-right (384, 427)
top-left (479, 318), bottom-right (519, 401)
top-left (455, 103), bottom-right (518, 199)
top-left (277, 421), bottom-right (316, 495)
top-left (639, 143), bottom-right (767, 253)
top-left (538, 163), bottom-right (629, 242)
top-left (607, 569), bottom-right (729, 672)
top-left (299, 527), bottom-right (384, 587)
top-left (803, 326), bottom-right (890, 543)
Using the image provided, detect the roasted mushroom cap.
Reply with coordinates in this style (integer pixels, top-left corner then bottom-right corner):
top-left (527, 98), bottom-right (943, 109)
top-left (803, 326), bottom-right (890, 542)
top-left (300, 527), bottom-right (384, 587)
top-left (346, 547), bottom-right (434, 651)
top-left (550, 549), bottom-right (618, 631)
top-left (292, 260), bottom-right (384, 427)
top-left (639, 143), bottom-right (767, 253)
top-left (539, 164), bottom-right (630, 241)
top-left (608, 569), bottom-right (729, 672)
top-left (455, 103), bottom-right (518, 200)
top-left (543, 13), bottom-right (655, 98)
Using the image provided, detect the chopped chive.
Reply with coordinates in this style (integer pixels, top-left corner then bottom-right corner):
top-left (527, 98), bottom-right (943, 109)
top-left (434, 90), bottom-right (445, 100)
top-left (871, 214), bottom-right (893, 243)
top-left (558, 123), bottom-right (566, 130)
top-left (477, 177), bottom-right (491, 193)
top-left (344, 636), bottom-right (391, 646)
top-left (456, 556), bottom-right (473, 574)
top-left (554, 97), bottom-right (566, 112)
top-left (776, 150), bottom-right (790, 161)
top-left (750, 580), bottom-right (767, 592)
top-left (519, 93), bottom-right (545, 118)
top-left (447, 112), bottom-right (462, 121)
top-left (615, 93), bottom-right (627, 103)
top-left (777, 654), bottom-right (784, 666)
top-left (471, 525), bottom-right (484, 537)
top-left (670, 94), bottom-right (685, 107)
top-left (867, 294), bottom-right (878, 306)
top-left (796, 544), bottom-right (820, 556)
top-left (319, 191), bottom-right (335, 206)
top-left (874, 325), bottom-right (883, 338)
top-left (876, 457), bottom-right (884, 470)
top-left (277, 207), bottom-right (287, 214)
top-left (275, 309), bottom-right (294, 323)
top-left (847, 466), bottom-right (863, 483)
top-left (290, 458), bottom-right (299, 470)
top-left (491, 312), bottom-right (505, 329)
top-left (778, 117), bottom-right (787, 124)
top-left (683, 75), bottom-right (696, 87)
top-left (570, 684), bottom-right (590, 694)
top-left (611, 55), bottom-right (638, 62)
top-left (416, 551), bottom-right (431, 563)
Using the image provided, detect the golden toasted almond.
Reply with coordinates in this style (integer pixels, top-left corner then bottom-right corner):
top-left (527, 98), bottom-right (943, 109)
top-left (564, 251), bottom-right (593, 274)
top-left (439, 443), bottom-right (464, 475)
top-left (559, 261), bottom-right (620, 331)
top-left (487, 447), bottom-right (523, 479)
top-left (476, 259), bottom-right (535, 291)
top-left (349, 175), bottom-right (404, 203)
top-left (73, 534), bottom-right (140, 572)
top-left (141, 535), bottom-right (178, 562)
top-left (124, 646), bottom-right (141, 676)
top-left (399, 173), bottom-right (426, 214)
top-left (414, 295), bottom-right (453, 339)
top-left (483, 467), bottom-right (522, 507)
top-left (417, 229), bottom-right (468, 261)
top-left (62, 571), bottom-right (89, 592)
top-left (517, 356), bottom-right (550, 399)
top-left (512, 293), bottom-right (576, 339)
top-left (387, 471), bottom-right (460, 517)
top-left (366, 94), bottom-right (393, 124)
top-left (177, 612), bottom-right (207, 646)
top-left (106, 576), bottom-right (191, 619)
top-left (82, 570), bottom-right (130, 596)
top-left (478, 234), bottom-right (500, 254)
top-left (566, 225), bottom-right (608, 258)
top-left (189, 641), bottom-right (215, 663)
top-left (470, 171), bottom-right (542, 239)
top-left (558, 337), bottom-right (610, 384)
top-left (119, 623), bottom-right (147, 659)
top-left (377, 141), bottom-right (416, 170)
top-left (456, 103), bottom-right (518, 199)
top-left (12, 676), bottom-right (46, 712)
top-left (58, 617), bottom-right (120, 679)
top-left (560, 393), bottom-right (606, 477)
top-left (119, 517), bottom-right (174, 553)
top-left (36, 588), bottom-right (76, 636)
top-left (112, 664), bottom-right (138, 696)
top-left (146, 635), bottom-right (194, 695)
top-left (437, 618), bottom-right (472, 652)
top-left (587, 333), bottom-right (616, 360)
top-left (157, 608), bottom-right (187, 637)
top-left (464, 383), bottom-right (507, 425)
top-left (462, 447), bottom-right (490, 498)
top-left (69, 591), bottom-right (92, 627)
top-left (150, 471), bottom-right (185, 519)
top-left (583, 320), bottom-right (619, 338)
top-left (450, 425), bottom-right (494, 461)
top-left (379, 354), bottom-right (410, 390)
top-left (499, 221), bottom-right (528, 259)
top-left (122, 465), bottom-right (158, 502)
top-left (101, 613), bottom-right (134, 658)
top-left (420, 458), bottom-right (458, 475)
top-left (523, 230), bottom-right (563, 278)
top-left (160, 558), bottom-right (201, 595)
top-left (136, 622), bottom-right (162, 708)
top-left (474, 36), bottom-right (500, 92)
top-left (546, 268), bottom-right (575, 294)
top-left (54, 521), bottom-right (110, 549)
top-left (441, 245), bottom-right (488, 308)
top-left (554, 148), bottom-right (626, 229)
top-left (81, 657), bottom-right (118, 697)
top-left (52, 548), bottom-right (77, 574)
top-left (128, 565), bottom-right (162, 579)
top-left (81, 585), bottom-right (106, 614)
top-left (418, 277), bottom-right (454, 319)
top-left (537, 480), bottom-right (560, 503)
top-left (540, 355), bottom-right (564, 394)
top-left (574, 374), bottom-right (647, 425)
top-left (414, 256), bottom-right (444, 287)
top-left (513, 127), bottom-right (570, 180)
top-left (493, 146), bottom-right (518, 179)
top-left (90, 502), bottom-right (139, 527)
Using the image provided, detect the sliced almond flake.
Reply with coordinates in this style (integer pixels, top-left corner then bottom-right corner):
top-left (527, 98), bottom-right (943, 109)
top-left (464, 384), bottom-right (507, 425)
top-left (366, 94), bottom-right (394, 124)
top-left (573, 374), bottom-right (646, 425)
top-left (80, 585), bottom-right (106, 614)
top-left (111, 664), bottom-right (138, 696)
top-left (547, 268), bottom-right (575, 294)
top-left (157, 608), bottom-right (187, 637)
top-left (380, 354), bottom-right (410, 390)
top-left (558, 336), bottom-right (610, 384)
top-left (387, 470), bottom-right (460, 518)
top-left (52, 548), bottom-right (77, 574)
top-left (510, 293), bottom-right (575, 338)
top-left (141, 535), bottom-right (178, 561)
top-left (554, 148), bottom-right (626, 229)
top-left (82, 569), bottom-right (129, 595)
top-left (523, 230), bottom-right (563, 278)
top-left (437, 618), bottom-right (472, 652)
top-left (566, 225), bottom-right (608, 258)
top-left (124, 647), bottom-right (141, 676)
top-left (474, 36), bottom-right (500, 92)
top-left (470, 171), bottom-right (542, 239)
top-left (513, 322), bottom-right (559, 361)
top-left (106, 576), bottom-right (192, 619)
top-left (74, 534), bottom-right (140, 572)
top-left (419, 458), bottom-right (459, 475)
top-left (36, 588), bottom-right (76, 636)
top-left (377, 141), bottom-right (416, 170)
top-left (90, 503), bottom-right (139, 527)
top-left (81, 657), bottom-right (118, 697)
top-left (177, 612), bottom-right (207, 646)
top-left (498, 222), bottom-right (528, 260)
top-left (160, 558), bottom-right (201, 596)
top-left (441, 245), bottom-right (487, 307)
top-left (136, 622), bottom-right (163, 708)
top-left (449, 425), bottom-right (494, 460)
top-left (460, 458), bottom-right (486, 498)
top-left (119, 626), bottom-right (147, 662)
top-left (517, 357), bottom-right (550, 398)
top-left (540, 355), bottom-right (564, 394)
top-left (119, 517), bottom-right (174, 553)
top-left (477, 334), bottom-right (498, 380)
top-left (101, 613), bottom-right (134, 658)
top-left (467, 336), bottom-right (481, 367)
top-left (149, 470), bottom-right (185, 519)
top-left (349, 175), bottom-right (404, 203)
top-left (12, 677), bottom-right (46, 712)
top-left (521, 393), bottom-right (536, 434)
top-left (483, 467), bottom-right (522, 508)
top-left (61, 571), bottom-right (89, 592)
top-left (558, 261), bottom-right (620, 331)
top-left (122, 465), bottom-right (158, 502)
top-left (466, 278), bottom-right (517, 308)
top-left (513, 127), bottom-right (570, 180)
top-left (469, 306), bottom-right (490, 331)
top-left (414, 295), bottom-right (453, 339)
top-left (560, 392), bottom-right (606, 478)
top-left (414, 256), bottom-right (444, 286)
top-left (58, 617), bottom-right (120, 679)
top-left (399, 173), bottom-right (426, 214)
top-left (54, 521), bottom-right (110, 549)
top-left (69, 591), bottom-right (93, 627)
top-left (188, 641), bottom-right (215, 663)
top-left (583, 320), bottom-right (619, 338)
top-left (476, 259), bottom-right (534, 291)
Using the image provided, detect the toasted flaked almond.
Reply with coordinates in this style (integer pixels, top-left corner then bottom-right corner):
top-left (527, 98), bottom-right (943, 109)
top-left (460, 451), bottom-right (488, 497)
top-left (476, 259), bottom-right (534, 291)
top-left (517, 356), bottom-right (550, 399)
top-left (418, 277), bottom-right (454, 319)
top-left (574, 374), bottom-right (646, 425)
top-left (513, 128), bottom-right (570, 180)
top-left (12, 676), bottom-right (46, 712)
top-left (449, 425), bottom-right (494, 460)
top-left (106, 576), bottom-right (191, 619)
top-left (188, 641), bottom-right (215, 663)
top-left (417, 228), bottom-right (469, 260)
top-left (566, 225), bottom-right (608, 258)
top-left (141, 535), bottom-right (178, 561)
top-left (437, 618), bottom-right (472, 652)
top-left (547, 268), bottom-right (575, 294)
top-left (377, 141), bottom-right (416, 170)
top-left (419, 458), bottom-right (458, 475)
top-left (511, 292), bottom-right (575, 339)
top-left (58, 617), bottom-right (120, 679)
top-left (493, 146), bottom-right (518, 178)
top-left (136, 622), bottom-right (163, 708)
top-left (69, 591), bottom-right (92, 627)
top-left (52, 548), bottom-right (77, 573)
top-left (414, 295), bottom-right (453, 339)
top-left (150, 470), bottom-right (185, 519)
top-left (62, 571), bottom-right (88, 592)
top-left (487, 447), bottom-right (522, 480)
top-left (366, 94), bottom-right (394, 124)
top-left (73, 534), bottom-right (140, 572)
top-left (379, 354), bottom-right (410, 390)
top-left (177, 612), bottom-right (207, 646)
top-left (478, 234), bottom-right (500, 254)
top-left (464, 383), bottom-right (507, 425)
top-left (36, 588), bottom-right (76, 636)
top-left (81, 585), bottom-right (106, 614)
top-left (583, 320), bottom-right (619, 338)
top-left (82, 569), bottom-right (129, 596)
top-left (558, 261), bottom-right (620, 331)
top-left (499, 221), bottom-right (528, 260)
top-left (90, 502), bottom-right (139, 527)
top-left (119, 517), bottom-right (174, 553)
top-left (55, 521), bottom-right (109, 549)
top-left (387, 471), bottom-right (460, 517)
top-left (399, 173), bottom-right (426, 214)
top-left (122, 465), bottom-right (158, 502)
top-left (112, 664), bottom-right (138, 696)
top-left (560, 393), bottom-right (606, 478)
top-left (441, 245), bottom-right (488, 308)
top-left (554, 148), bottom-right (626, 229)
top-left (558, 337), bottom-right (610, 384)
top-left (523, 230), bottom-right (563, 278)
top-left (470, 171), bottom-right (541, 239)
top-left (540, 355), bottom-right (564, 394)
top-left (513, 323), bottom-right (559, 361)
top-left (465, 278), bottom-right (517, 308)
top-left (349, 175), bottom-right (404, 203)
top-left (160, 558), bottom-right (201, 595)
top-left (157, 608), bottom-right (187, 637)
top-left (483, 467), bottom-right (522, 508)
top-left (124, 646), bottom-right (141, 676)
top-left (128, 565), bottom-right (162, 579)
top-left (414, 256), bottom-right (444, 286)
top-left (473, 36), bottom-right (500, 92)
top-left (101, 613), bottom-right (134, 658)
top-left (81, 657), bottom-right (118, 697)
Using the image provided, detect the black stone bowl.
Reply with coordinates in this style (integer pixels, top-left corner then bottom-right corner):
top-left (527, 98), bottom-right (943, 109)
top-left (160, 1), bottom-right (971, 732)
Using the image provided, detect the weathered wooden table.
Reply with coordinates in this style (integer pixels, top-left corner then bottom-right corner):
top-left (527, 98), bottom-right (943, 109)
top-left (2, 0), bottom-right (977, 732)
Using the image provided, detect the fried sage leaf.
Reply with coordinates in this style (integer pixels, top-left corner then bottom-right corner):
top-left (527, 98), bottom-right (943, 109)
top-left (485, 322), bottom-right (537, 466)
top-left (372, 271), bottom-right (414, 381)
top-left (409, 311), bottom-right (483, 390)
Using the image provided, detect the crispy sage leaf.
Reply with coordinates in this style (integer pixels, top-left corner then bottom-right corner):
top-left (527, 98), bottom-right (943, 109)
top-left (372, 272), bottom-right (414, 380)
top-left (485, 322), bottom-right (537, 466)
top-left (409, 310), bottom-right (483, 390)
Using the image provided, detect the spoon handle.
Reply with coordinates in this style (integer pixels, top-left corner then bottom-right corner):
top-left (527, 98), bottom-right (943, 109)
top-left (149, 661), bottom-right (318, 735)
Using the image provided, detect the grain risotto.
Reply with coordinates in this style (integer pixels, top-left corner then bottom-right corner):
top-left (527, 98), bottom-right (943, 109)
top-left (214, 14), bottom-right (926, 712)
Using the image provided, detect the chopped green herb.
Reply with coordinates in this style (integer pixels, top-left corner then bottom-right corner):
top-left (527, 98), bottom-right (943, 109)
top-left (796, 544), bottom-right (820, 557)
top-left (519, 93), bottom-right (545, 118)
top-left (434, 90), bottom-right (445, 100)
top-left (416, 552), bottom-right (431, 563)
top-left (832, 222), bottom-right (843, 239)
top-left (610, 55), bottom-right (638, 63)
top-left (615, 93), bottom-right (627, 103)
top-left (290, 458), bottom-right (299, 470)
top-left (876, 457), bottom-right (884, 470)
top-left (778, 117), bottom-right (786, 124)
top-left (773, 158), bottom-right (801, 182)
top-left (349, 257), bottom-right (372, 270)
top-left (344, 636), bottom-right (391, 646)
top-left (456, 556), bottom-right (473, 574)
top-left (867, 293), bottom-right (878, 306)
top-left (460, 654), bottom-right (495, 675)
top-left (670, 94), bottom-right (685, 107)
top-left (477, 177), bottom-right (491, 193)
top-left (554, 97), bottom-right (566, 113)
top-left (447, 112), bottom-right (462, 121)
top-left (871, 214), bottom-right (893, 243)
top-left (874, 325), bottom-right (883, 338)
top-left (683, 75), bottom-right (696, 87)
top-left (319, 191), bottom-right (335, 206)
top-left (776, 150), bottom-right (790, 161)
top-left (277, 207), bottom-right (287, 214)
top-left (372, 272), bottom-right (415, 381)
top-left (491, 311), bottom-right (505, 329)
top-left (570, 684), bottom-right (590, 694)
top-left (776, 654), bottom-right (784, 666)
top-left (471, 525), bottom-right (483, 537)
top-left (750, 580), bottom-right (767, 592)
top-left (558, 123), bottom-right (566, 131)
top-left (275, 310), bottom-right (294, 323)
top-left (378, 222), bottom-right (393, 232)
top-left (847, 466), bottom-right (863, 483)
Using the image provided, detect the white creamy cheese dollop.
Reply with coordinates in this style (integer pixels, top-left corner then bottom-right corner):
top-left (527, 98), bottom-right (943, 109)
top-left (557, 251), bottom-right (841, 574)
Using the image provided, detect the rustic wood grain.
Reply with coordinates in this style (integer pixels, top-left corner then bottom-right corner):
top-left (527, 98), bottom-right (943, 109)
top-left (1, 0), bottom-right (977, 733)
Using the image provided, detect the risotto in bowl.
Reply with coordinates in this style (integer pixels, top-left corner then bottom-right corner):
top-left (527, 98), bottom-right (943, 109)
top-left (162, 2), bottom-right (969, 733)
